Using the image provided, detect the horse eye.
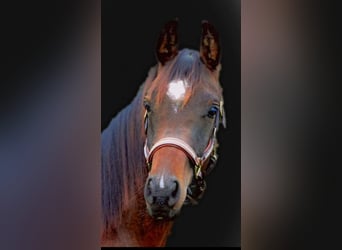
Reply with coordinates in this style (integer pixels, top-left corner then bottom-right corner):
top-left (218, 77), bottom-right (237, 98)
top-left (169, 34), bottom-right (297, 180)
top-left (207, 106), bottom-right (219, 119)
top-left (144, 102), bottom-right (151, 112)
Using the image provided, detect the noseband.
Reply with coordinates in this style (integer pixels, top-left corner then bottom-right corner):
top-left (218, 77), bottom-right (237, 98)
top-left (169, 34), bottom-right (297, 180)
top-left (143, 101), bottom-right (224, 205)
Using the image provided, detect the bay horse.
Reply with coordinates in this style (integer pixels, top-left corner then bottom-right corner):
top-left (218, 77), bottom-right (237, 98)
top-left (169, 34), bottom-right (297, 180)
top-left (101, 19), bottom-right (226, 247)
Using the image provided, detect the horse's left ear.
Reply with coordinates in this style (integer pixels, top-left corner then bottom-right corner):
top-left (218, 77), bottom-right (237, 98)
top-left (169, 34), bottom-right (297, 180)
top-left (200, 20), bottom-right (221, 71)
top-left (156, 19), bottom-right (179, 65)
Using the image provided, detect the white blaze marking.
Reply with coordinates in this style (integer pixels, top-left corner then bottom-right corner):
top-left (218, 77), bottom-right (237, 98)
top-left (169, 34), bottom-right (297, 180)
top-left (159, 175), bottom-right (165, 188)
top-left (167, 79), bottom-right (188, 100)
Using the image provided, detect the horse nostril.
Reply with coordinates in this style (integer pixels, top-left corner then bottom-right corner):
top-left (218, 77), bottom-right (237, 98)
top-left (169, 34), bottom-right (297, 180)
top-left (146, 178), bottom-right (152, 195)
top-left (167, 180), bottom-right (180, 208)
top-left (144, 178), bottom-right (154, 204)
top-left (147, 178), bottom-right (152, 189)
top-left (171, 180), bottom-right (179, 198)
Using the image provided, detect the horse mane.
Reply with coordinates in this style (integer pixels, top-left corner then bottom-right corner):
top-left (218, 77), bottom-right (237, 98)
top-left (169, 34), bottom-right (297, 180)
top-left (101, 66), bottom-right (157, 233)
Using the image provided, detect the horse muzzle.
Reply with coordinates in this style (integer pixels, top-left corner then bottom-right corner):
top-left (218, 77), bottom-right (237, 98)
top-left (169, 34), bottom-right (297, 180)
top-left (144, 175), bottom-right (181, 219)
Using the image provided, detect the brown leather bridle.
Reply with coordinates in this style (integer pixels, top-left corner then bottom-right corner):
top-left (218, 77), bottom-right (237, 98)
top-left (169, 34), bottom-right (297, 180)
top-left (143, 101), bottom-right (224, 205)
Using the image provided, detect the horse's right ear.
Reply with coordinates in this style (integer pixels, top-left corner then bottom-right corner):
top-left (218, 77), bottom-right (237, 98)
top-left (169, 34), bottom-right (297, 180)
top-left (156, 19), bottom-right (179, 65)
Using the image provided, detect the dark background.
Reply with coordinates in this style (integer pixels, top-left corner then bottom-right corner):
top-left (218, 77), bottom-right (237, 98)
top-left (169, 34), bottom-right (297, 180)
top-left (3, 1), bottom-right (337, 250)
top-left (102, 0), bottom-right (240, 247)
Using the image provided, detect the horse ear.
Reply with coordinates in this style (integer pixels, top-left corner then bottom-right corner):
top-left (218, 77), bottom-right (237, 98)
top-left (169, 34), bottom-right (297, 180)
top-left (156, 19), bottom-right (179, 65)
top-left (200, 20), bottom-right (221, 71)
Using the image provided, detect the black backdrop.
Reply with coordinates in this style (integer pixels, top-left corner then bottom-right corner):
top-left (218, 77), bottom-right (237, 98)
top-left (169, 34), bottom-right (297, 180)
top-left (102, 0), bottom-right (240, 247)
